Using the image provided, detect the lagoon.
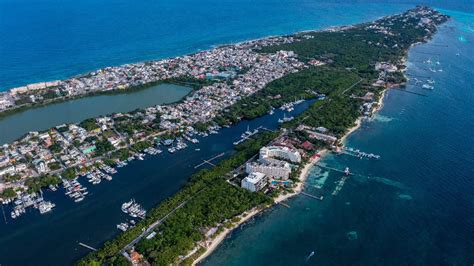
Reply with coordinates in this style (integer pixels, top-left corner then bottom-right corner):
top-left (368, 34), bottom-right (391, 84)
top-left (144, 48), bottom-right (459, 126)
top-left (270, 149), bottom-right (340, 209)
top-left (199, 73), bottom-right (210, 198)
top-left (0, 84), bottom-right (191, 144)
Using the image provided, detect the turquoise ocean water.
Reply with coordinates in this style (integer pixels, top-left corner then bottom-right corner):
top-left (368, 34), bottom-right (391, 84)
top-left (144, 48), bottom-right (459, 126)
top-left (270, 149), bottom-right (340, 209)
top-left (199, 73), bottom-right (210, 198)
top-left (0, 1), bottom-right (473, 265)
top-left (0, 0), bottom-right (416, 90)
top-left (202, 8), bottom-right (474, 266)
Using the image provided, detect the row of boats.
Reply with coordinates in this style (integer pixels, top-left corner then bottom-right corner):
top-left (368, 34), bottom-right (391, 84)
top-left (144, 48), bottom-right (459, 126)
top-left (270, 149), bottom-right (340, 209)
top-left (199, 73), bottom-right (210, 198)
top-left (167, 140), bottom-right (188, 153)
top-left (279, 98), bottom-right (305, 112)
top-left (143, 147), bottom-right (162, 155)
top-left (342, 146), bottom-right (381, 160)
top-left (121, 199), bottom-right (146, 219)
top-left (117, 219), bottom-right (136, 232)
top-left (86, 169), bottom-right (112, 185)
top-left (9, 192), bottom-right (56, 219)
top-left (233, 125), bottom-right (261, 145)
top-left (64, 179), bottom-right (88, 203)
top-left (278, 113), bottom-right (294, 123)
top-left (413, 77), bottom-right (436, 90)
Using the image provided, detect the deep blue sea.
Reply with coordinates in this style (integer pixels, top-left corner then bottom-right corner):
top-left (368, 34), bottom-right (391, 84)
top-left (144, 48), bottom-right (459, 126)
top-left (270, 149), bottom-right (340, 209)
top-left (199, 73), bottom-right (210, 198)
top-left (0, 1), bottom-right (473, 265)
top-left (1, 0), bottom-right (470, 91)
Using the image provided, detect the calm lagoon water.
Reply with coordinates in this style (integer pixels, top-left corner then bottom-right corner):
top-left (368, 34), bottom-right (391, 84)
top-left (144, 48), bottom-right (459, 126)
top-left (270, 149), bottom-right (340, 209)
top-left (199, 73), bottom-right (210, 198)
top-left (0, 84), bottom-right (190, 144)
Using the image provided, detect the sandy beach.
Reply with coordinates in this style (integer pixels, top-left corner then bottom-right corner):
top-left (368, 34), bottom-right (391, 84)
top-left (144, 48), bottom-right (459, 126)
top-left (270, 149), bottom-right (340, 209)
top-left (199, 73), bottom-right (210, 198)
top-left (191, 84), bottom-right (393, 265)
top-left (192, 207), bottom-right (262, 265)
top-left (192, 149), bottom-right (327, 265)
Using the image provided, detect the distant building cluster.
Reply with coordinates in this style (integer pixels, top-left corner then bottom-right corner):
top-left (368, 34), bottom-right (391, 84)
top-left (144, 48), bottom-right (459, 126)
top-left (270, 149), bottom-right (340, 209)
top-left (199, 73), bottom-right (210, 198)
top-left (0, 34), bottom-right (301, 113)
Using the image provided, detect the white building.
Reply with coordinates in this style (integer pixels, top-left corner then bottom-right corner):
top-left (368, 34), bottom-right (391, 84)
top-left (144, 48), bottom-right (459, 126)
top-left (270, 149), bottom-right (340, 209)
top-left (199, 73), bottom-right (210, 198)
top-left (259, 146), bottom-right (301, 164)
top-left (241, 172), bottom-right (267, 192)
top-left (246, 162), bottom-right (291, 180)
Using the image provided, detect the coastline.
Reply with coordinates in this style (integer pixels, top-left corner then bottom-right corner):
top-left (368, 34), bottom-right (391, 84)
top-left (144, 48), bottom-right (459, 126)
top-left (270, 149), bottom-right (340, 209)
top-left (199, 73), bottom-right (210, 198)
top-left (0, 9), bottom-right (418, 117)
top-left (192, 149), bottom-right (328, 265)
top-left (4, 6), bottom-right (444, 265)
top-left (193, 85), bottom-right (390, 265)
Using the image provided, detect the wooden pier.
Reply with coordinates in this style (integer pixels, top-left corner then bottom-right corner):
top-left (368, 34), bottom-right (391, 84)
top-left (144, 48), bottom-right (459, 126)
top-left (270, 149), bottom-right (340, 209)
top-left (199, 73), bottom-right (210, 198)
top-left (390, 87), bottom-right (427, 97)
top-left (194, 152), bottom-right (225, 169)
top-left (316, 164), bottom-right (353, 175)
top-left (340, 146), bottom-right (381, 160)
top-left (278, 202), bottom-right (291, 208)
top-left (411, 50), bottom-right (440, 56)
top-left (1, 204), bottom-right (7, 224)
top-left (301, 192), bottom-right (324, 201)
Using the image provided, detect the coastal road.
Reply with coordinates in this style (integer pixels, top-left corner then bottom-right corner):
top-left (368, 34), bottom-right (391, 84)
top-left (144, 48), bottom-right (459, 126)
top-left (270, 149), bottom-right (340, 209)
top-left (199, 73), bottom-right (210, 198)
top-left (120, 188), bottom-right (206, 258)
top-left (341, 78), bottom-right (364, 95)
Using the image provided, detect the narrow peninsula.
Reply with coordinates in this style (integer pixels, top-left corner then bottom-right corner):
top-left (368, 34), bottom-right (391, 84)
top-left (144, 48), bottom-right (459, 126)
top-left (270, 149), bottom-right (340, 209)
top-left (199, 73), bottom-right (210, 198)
top-left (0, 6), bottom-right (448, 266)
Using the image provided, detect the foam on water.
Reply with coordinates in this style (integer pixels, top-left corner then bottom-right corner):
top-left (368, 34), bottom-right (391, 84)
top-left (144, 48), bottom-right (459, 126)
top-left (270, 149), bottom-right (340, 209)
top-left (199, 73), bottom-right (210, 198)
top-left (398, 194), bottom-right (413, 200)
top-left (346, 231), bottom-right (358, 241)
top-left (310, 169), bottom-right (329, 188)
top-left (372, 114), bottom-right (394, 123)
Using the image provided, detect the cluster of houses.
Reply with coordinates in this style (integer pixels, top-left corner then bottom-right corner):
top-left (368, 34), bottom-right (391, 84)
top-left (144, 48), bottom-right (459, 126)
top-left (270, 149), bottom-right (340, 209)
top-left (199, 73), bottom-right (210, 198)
top-left (0, 34), bottom-right (301, 113)
top-left (0, 36), bottom-right (306, 195)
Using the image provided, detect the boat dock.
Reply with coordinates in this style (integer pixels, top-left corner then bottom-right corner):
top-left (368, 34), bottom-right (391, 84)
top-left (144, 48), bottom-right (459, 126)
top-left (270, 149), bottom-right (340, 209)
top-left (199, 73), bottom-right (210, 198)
top-left (390, 87), bottom-right (427, 96)
top-left (78, 242), bottom-right (97, 251)
top-left (406, 73), bottom-right (431, 79)
top-left (1, 204), bottom-right (7, 224)
top-left (278, 202), bottom-right (291, 208)
top-left (316, 164), bottom-right (353, 176)
top-left (233, 126), bottom-right (263, 146)
top-left (301, 192), bottom-right (324, 201)
top-left (194, 153), bottom-right (225, 169)
top-left (341, 146), bottom-right (381, 160)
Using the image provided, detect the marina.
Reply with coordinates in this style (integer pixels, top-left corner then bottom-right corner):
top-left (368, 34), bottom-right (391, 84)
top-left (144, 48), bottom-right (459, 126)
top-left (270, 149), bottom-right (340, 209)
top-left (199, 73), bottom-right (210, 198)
top-left (0, 96), bottom-right (314, 265)
top-left (232, 125), bottom-right (263, 146)
top-left (121, 199), bottom-right (146, 219)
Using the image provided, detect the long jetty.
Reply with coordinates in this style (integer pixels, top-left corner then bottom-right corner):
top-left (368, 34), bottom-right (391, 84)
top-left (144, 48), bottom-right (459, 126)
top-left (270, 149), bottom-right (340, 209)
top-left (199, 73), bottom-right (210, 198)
top-left (301, 192), bottom-right (324, 201)
top-left (78, 242), bottom-right (97, 251)
top-left (1, 204), bottom-right (7, 224)
top-left (315, 163), bottom-right (353, 175)
top-left (390, 87), bottom-right (427, 97)
top-left (194, 152), bottom-right (225, 169)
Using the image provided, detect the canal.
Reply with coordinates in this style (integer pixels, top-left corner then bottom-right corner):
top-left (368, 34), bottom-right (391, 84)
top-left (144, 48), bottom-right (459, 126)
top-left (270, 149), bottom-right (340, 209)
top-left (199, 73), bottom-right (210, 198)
top-left (0, 99), bottom-right (315, 265)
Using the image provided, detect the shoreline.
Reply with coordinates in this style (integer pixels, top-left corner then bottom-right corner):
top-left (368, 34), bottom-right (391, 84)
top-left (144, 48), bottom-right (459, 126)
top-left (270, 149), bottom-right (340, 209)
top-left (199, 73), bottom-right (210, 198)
top-left (193, 84), bottom-right (391, 265)
top-left (0, 13), bottom-right (393, 94)
top-left (192, 149), bottom-right (328, 265)
top-left (0, 9), bottom-right (418, 118)
top-left (0, 78), bottom-right (201, 121)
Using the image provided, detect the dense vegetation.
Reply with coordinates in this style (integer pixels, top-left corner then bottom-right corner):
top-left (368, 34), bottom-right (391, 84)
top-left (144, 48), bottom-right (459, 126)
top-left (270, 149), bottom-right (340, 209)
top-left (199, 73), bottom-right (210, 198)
top-left (25, 174), bottom-right (61, 193)
top-left (77, 131), bottom-right (277, 265)
top-left (77, 8), bottom-right (447, 265)
top-left (220, 66), bottom-right (361, 123)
